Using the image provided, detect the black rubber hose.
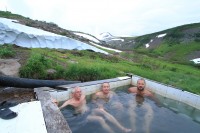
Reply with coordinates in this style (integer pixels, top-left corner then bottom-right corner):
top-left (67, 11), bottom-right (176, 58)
top-left (0, 76), bottom-right (81, 88)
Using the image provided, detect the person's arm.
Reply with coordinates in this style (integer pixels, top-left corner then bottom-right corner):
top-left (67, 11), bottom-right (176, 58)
top-left (147, 91), bottom-right (161, 107)
top-left (128, 87), bottom-right (137, 93)
top-left (59, 100), bottom-right (70, 110)
top-left (91, 92), bottom-right (99, 103)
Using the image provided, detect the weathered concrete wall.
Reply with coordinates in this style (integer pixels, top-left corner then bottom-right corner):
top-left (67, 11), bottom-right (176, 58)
top-left (49, 75), bottom-right (200, 110)
top-left (50, 76), bottom-right (131, 102)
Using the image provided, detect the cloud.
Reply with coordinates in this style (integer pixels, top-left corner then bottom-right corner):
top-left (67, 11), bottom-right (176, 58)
top-left (1, 0), bottom-right (200, 36)
top-left (0, 0), bottom-right (11, 11)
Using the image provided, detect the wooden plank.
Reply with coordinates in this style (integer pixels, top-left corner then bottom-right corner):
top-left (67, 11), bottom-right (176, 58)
top-left (34, 87), bottom-right (71, 133)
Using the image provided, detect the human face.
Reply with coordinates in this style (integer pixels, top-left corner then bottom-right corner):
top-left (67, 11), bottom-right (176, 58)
top-left (102, 83), bottom-right (110, 95)
top-left (74, 87), bottom-right (82, 99)
top-left (137, 79), bottom-right (145, 91)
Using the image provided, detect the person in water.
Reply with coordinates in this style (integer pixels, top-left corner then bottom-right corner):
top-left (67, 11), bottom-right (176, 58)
top-left (59, 86), bottom-right (87, 113)
top-left (58, 86), bottom-right (131, 133)
top-left (128, 78), bottom-right (156, 133)
top-left (128, 78), bottom-right (160, 105)
top-left (92, 82), bottom-right (132, 133)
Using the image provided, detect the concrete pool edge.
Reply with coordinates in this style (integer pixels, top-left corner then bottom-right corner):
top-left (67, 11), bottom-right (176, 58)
top-left (34, 88), bottom-right (72, 133)
top-left (34, 76), bottom-right (131, 133)
top-left (50, 76), bottom-right (132, 102)
top-left (34, 75), bottom-right (200, 133)
top-left (50, 75), bottom-right (200, 111)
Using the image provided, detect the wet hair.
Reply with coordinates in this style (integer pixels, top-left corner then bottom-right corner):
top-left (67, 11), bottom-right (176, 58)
top-left (71, 86), bottom-right (81, 94)
top-left (137, 78), bottom-right (146, 84)
top-left (101, 82), bottom-right (110, 90)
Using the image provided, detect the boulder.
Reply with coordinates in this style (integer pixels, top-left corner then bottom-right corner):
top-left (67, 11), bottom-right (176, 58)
top-left (0, 59), bottom-right (21, 77)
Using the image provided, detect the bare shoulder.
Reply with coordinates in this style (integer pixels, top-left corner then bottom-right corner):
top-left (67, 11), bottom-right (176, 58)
top-left (144, 89), bottom-right (153, 96)
top-left (92, 91), bottom-right (101, 100)
top-left (95, 91), bottom-right (103, 96)
top-left (81, 94), bottom-right (86, 100)
top-left (128, 87), bottom-right (137, 93)
top-left (67, 98), bottom-right (73, 104)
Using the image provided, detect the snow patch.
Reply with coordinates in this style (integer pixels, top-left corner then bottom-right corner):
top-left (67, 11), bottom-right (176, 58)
top-left (190, 58), bottom-right (200, 64)
top-left (97, 32), bottom-right (113, 40)
top-left (110, 38), bottom-right (124, 42)
top-left (90, 42), bottom-right (122, 53)
top-left (0, 18), bottom-right (108, 54)
top-left (145, 43), bottom-right (150, 48)
top-left (157, 33), bottom-right (167, 38)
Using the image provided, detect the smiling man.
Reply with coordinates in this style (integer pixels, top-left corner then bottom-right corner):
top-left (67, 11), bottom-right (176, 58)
top-left (128, 78), bottom-right (153, 97)
top-left (92, 82), bottom-right (115, 100)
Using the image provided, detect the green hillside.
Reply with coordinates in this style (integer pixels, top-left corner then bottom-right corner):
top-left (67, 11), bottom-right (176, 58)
top-left (132, 23), bottom-right (200, 63)
top-left (95, 22), bottom-right (200, 65)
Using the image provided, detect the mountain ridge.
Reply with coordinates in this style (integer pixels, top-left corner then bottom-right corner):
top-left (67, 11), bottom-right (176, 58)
top-left (0, 10), bottom-right (200, 64)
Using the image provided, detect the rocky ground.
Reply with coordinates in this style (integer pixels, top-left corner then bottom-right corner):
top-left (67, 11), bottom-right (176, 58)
top-left (0, 45), bottom-right (35, 104)
top-left (0, 87), bottom-right (35, 104)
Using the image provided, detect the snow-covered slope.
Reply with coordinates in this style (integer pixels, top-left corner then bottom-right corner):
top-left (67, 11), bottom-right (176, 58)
top-left (73, 32), bottom-right (122, 52)
top-left (73, 32), bottom-right (100, 43)
top-left (97, 32), bottom-right (124, 42)
top-left (97, 32), bottom-right (113, 40)
top-left (0, 18), bottom-right (108, 54)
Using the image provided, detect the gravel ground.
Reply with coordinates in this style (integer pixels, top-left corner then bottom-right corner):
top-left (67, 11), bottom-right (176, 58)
top-left (0, 87), bottom-right (35, 104)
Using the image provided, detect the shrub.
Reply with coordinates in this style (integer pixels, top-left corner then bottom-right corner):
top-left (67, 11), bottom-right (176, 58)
top-left (53, 65), bottom-right (66, 79)
top-left (19, 54), bottom-right (51, 79)
top-left (70, 50), bottom-right (84, 56)
top-left (170, 67), bottom-right (177, 72)
top-left (65, 65), bottom-right (101, 81)
top-left (0, 44), bottom-right (15, 58)
top-left (65, 64), bottom-right (119, 82)
top-left (99, 54), bottom-right (120, 63)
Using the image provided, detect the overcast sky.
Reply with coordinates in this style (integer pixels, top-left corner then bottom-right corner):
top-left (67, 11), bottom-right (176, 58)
top-left (1, 0), bottom-right (200, 37)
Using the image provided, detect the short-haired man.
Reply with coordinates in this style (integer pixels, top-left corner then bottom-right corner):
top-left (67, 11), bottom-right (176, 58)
top-left (59, 86), bottom-right (87, 113)
top-left (92, 82), bottom-right (115, 101)
top-left (128, 78), bottom-right (153, 97)
top-left (128, 78), bottom-right (158, 133)
top-left (92, 82), bottom-right (131, 132)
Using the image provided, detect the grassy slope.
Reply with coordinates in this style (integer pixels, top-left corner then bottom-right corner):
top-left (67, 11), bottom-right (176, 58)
top-left (18, 47), bottom-right (200, 95)
top-left (133, 23), bottom-right (200, 63)
top-left (0, 10), bottom-right (28, 20)
top-left (0, 11), bottom-right (200, 95)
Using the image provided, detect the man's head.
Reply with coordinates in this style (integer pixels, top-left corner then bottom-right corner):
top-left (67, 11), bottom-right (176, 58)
top-left (137, 78), bottom-right (146, 91)
top-left (101, 82), bottom-right (110, 95)
top-left (72, 87), bottom-right (82, 100)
